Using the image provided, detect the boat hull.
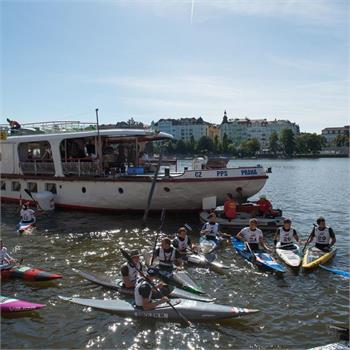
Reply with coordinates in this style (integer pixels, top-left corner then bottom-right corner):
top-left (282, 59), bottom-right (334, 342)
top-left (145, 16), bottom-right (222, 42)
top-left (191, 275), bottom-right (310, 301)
top-left (1, 167), bottom-right (267, 212)
top-left (302, 246), bottom-right (336, 270)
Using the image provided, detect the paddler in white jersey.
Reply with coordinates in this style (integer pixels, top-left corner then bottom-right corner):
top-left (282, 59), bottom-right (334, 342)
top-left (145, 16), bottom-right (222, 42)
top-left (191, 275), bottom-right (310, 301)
top-left (305, 217), bottom-right (336, 252)
top-left (120, 250), bottom-right (143, 289)
top-left (150, 237), bottom-right (182, 272)
top-left (236, 218), bottom-right (271, 252)
top-left (274, 218), bottom-right (300, 248)
top-left (20, 203), bottom-right (36, 223)
top-left (200, 212), bottom-right (221, 242)
top-left (0, 240), bottom-right (17, 269)
top-left (172, 227), bottom-right (194, 258)
top-left (134, 267), bottom-right (169, 310)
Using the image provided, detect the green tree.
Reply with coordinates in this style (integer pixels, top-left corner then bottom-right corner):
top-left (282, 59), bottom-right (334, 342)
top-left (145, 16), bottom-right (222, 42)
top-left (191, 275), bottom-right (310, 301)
top-left (213, 135), bottom-right (219, 153)
top-left (222, 133), bottom-right (230, 153)
top-left (197, 136), bottom-right (214, 152)
top-left (280, 128), bottom-right (296, 157)
top-left (227, 143), bottom-right (237, 156)
top-left (333, 134), bottom-right (349, 147)
top-left (176, 139), bottom-right (188, 154)
top-left (189, 135), bottom-right (196, 153)
top-left (240, 138), bottom-right (261, 157)
top-left (269, 131), bottom-right (279, 157)
top-left (296, 133), bottom-right (326, 154)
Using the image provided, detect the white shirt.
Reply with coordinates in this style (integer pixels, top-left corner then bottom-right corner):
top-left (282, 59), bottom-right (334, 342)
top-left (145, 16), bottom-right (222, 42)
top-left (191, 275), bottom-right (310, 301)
top-left (20, 209), bottom-right (35, 222)
top-left (0, 247), bottom-right (12, 264)
top-left (278, 227), bottom-right (294, 244)
top-left (240, 227), bottom-right (263, 244)
top-left (314, 226), bottom-right (331, 245)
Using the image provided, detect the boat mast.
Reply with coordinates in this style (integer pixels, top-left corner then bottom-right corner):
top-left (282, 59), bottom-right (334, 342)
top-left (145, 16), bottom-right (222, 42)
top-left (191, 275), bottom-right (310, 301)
top-left (95, 108), bottom-right (102, 175)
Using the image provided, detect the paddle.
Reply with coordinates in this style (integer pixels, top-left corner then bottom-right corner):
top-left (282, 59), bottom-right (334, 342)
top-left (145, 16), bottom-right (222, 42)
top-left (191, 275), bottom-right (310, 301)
top-left (302, 224), bottom-right (317, 253)
top-left (150, 208), bottom-right (166, 266)
top-left (120, 248), bottom-right (193, 327)
top-left (142, 147), bottom-right (163, 226)
top-left (24, 189), bottom-right (43, 211)
top-left (245, 241), bottom-right (257, 262)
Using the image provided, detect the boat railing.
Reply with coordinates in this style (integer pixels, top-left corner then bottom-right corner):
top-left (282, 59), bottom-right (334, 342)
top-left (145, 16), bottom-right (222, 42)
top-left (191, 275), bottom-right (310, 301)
top-left (1, 121), bottom-right (97, 136)
top-left (19, 161), bottom-right (55, 176)
top-left (62, 160), bottom-right (100, 177)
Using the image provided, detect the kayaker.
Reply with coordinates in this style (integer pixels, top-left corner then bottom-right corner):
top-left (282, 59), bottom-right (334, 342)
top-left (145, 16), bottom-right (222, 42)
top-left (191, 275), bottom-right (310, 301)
top-left (274, 218), bottom-right (300, 247)
top-left (0, 240), bottom-right (16, 269)
top-left (305, 217), bottom-right (336, 252)
top-left (150, 237), bottom-right (182, 272)
top-left (134, 267), bottom-right (169, 310)
top-left (256, 195), bottom-right (273, 217)
top-left (6, 118), bottom-right (21, 134)
top-left (223, 193), bottom-right (237, 221)
top-left (236, 218), bottom-right (271, 252)
top-left (172, 227), bottom-right (193, 256)
top-left (120, 250), bottom-right (143, 289)
top-left (200, 213), bottom-right (221, 242)
top-left (20, 203), bottom-right (36, 224)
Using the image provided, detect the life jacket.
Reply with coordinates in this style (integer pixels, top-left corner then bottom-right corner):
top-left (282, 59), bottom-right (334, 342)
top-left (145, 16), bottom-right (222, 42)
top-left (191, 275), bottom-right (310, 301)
top-left (224, 200), bottom-right (236, 219)
top-left (278, 227), bottom-right (294, 244)
top-left (134, 278), bottom-right (152, 307)
top-left (257, 199), bottom-right (272, 214)
top-left (173, 236), bottom-right (189, 252)
top-left (314, 226), bottom-right (331, 245)
top-left (20, 209), bottom-right (35, 223)
top-left (242, 227), bottom-right (263, 244)
top-left (202, 222), bottom-right (219, 238)
top-left (158, 247), bottom-right (176, 268)
top-left (122, 262), bottom-right (142, 285)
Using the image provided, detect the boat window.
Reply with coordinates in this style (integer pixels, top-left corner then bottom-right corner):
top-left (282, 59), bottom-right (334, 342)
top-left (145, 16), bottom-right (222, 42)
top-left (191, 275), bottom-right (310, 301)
top-left (1, 181), bottom-right (5, 190)
top-left (45, 183), bottom-right (57, 194)
top-left (11, 181), bottom-right (21, 192)
top-left (82, 187), bottom-right (86, 193)
top-left (27, 182), bottom-right (38, 193)
top-left (18, 141), bottom-right (55, 175)
top-left (118, 187), bottom-right (124, 194)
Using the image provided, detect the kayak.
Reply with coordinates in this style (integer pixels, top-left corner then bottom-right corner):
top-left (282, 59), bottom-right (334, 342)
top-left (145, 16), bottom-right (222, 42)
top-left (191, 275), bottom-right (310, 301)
top-left (72, 268), bottom-right (215, 302)
top-left (275, 242), bottom-right (301, 268)
top-left (59, 296), bottom-right (259, 321)
top-left (199, 236), bottom-right (218, 254)
top-left (16, 220), bottom-right (36, 234)
top-left (1, 265), bottom-right (62, 281)
top-left (302, 246), bottom-right (337, 270)
top-left (1, 295), bottom-right (45, 312)
top-left (185, 252), bottom-right (230, 270)
top-left (157, 268), bottom-right (205, 294)
top-left (319, 265), bottom-right (350, 278)
top-left (231, 237), bottom-right (285, 273)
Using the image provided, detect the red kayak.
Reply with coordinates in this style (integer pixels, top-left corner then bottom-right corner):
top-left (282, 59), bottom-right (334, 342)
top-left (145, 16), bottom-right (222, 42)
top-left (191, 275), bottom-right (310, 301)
top-left (1, 265), bottom-right (62, 281)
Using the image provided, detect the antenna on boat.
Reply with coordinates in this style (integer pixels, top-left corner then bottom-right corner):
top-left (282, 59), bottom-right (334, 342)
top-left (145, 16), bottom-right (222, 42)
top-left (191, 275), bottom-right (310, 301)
top-left (95, 108), bottom-right (102, 175)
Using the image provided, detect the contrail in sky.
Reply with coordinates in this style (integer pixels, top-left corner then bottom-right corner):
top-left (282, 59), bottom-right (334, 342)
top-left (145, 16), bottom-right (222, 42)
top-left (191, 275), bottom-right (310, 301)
top-left (190, 0), bottom-right (195, 24)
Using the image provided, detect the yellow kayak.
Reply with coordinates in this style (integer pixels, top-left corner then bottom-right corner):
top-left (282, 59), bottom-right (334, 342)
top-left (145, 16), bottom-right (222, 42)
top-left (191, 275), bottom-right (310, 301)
top-left (302, 246), bottom-right (336, 270)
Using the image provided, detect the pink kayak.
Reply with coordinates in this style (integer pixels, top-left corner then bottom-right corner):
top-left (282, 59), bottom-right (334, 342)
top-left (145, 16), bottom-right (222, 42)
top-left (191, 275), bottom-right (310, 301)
top-left (1, 295), bottom-right (45, 312)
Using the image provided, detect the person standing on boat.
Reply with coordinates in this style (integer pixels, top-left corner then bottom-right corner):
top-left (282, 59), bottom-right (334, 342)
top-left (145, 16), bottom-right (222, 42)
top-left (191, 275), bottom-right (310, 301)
top-left (172, 227), bottom-right (194, 257)
top-left (236, 218), bottom-right (271, 252)
top-left (257, 195), bottom-right (273, 217)
top-left (274, 218), bottom-right (300, 247)
top-left (305, 217), bottom-right (336, 252)
top-left (223, 193), bottom-right (237, 220)
top-left (20, 203), bottom-right (36, 224)
top-left (6, 118), bottom-right (21, 134)
top-left (120, 250), bottom-right (143, 289)
top-left (134, 267), bottom-right (169, 310)
top-left (151, 237), bottom-right (182, 272)
top-left (0, 240), bottom-right (16, 269)
top-left (200, 213), bottom-right (222, 242)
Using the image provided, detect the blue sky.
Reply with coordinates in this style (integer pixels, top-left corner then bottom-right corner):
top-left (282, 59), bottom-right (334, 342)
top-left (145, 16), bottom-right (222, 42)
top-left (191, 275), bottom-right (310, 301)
top-left (1, 0), bottom-right (349, 132)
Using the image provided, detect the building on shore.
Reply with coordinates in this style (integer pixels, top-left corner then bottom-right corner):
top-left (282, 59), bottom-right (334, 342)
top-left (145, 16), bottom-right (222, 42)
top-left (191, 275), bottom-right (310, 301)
top-left (219, 111), bottom-right (300, 150)
top-left (153, 117), bottom-right (209, 141)
top-left (321, 126), bottom-right (350, 145)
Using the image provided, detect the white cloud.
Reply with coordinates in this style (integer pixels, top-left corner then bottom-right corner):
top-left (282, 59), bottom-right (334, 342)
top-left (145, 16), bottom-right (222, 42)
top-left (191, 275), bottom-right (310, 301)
top-left (116, 0), bottom-right (347, 25)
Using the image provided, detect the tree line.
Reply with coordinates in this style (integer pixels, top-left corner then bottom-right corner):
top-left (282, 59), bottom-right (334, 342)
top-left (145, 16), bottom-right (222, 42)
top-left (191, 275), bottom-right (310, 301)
top-left (153, 128), bottom-right (333, 157)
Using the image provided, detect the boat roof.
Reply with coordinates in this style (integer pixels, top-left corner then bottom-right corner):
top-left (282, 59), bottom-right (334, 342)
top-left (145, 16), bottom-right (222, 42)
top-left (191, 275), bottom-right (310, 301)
top-left (2, 129), bottom-right (173, 143)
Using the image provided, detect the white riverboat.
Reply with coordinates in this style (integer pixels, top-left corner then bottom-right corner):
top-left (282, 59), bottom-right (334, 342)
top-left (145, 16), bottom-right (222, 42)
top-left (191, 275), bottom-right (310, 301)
top-left (0, 122), bottom-right (268, 212)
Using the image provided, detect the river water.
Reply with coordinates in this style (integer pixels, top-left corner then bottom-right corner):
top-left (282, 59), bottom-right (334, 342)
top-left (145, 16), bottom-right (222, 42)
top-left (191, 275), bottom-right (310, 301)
top-left (1, 158), bottom-right (349, 349)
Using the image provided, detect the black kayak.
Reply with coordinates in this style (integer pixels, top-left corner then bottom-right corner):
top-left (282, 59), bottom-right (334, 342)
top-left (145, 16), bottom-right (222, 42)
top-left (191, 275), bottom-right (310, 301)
top-left (73, 268), bottom-right (214, 302)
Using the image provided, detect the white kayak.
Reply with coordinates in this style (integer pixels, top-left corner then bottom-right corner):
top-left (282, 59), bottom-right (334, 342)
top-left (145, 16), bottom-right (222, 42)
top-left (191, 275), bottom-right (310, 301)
top-left (59, 296), bottom-right (259, 321)
top-left (275, 242), bottom-right (301, 268)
